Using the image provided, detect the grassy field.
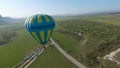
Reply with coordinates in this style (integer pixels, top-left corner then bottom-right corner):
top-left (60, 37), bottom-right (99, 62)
top-left (53, 32), bottom-right (78, 56)
top-left (80, 14), bottom-right (120, 25)
top-left (0, 28), bottom-right (40, 67)
top-left (0, 24), bottom-right (77, 68)
top-left (80, 14), bottom-right (120, 59)
top-left (0, 14), bottom-right (120, 68)
top-left (53, 14), bottom-right (120, 68)
top-left (53, 31), bottom-right (120, 68)
top-left (29, 45), bottom-right (77, 68)
top-left (53, 31), bottom-right (88, 65)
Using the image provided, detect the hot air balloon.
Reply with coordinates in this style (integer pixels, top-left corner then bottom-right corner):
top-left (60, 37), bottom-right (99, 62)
top-left (24, 14), bottom-right (55, 46)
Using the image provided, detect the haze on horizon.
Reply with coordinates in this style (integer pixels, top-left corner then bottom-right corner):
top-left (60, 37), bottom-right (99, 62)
top-left (0, 0), bottom-right (120, 18)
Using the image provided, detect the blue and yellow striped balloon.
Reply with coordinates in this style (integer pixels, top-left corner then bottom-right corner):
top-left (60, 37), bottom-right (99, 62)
top-left (24, 14), bottom-right (55, 45)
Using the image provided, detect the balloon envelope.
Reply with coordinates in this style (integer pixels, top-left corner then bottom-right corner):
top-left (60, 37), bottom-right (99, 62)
top-left (24, 14), bottom-right (55, 45)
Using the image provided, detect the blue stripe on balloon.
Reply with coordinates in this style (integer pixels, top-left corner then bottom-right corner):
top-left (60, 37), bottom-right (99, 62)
top-left (36, 30), bottom-right (42, 43)
top-left (49, 28), bottom-right (54, 39)
top-left (30, 23), bottom-right (55, 29)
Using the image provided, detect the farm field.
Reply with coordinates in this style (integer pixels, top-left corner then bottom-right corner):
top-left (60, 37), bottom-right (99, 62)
top-left (0, 24), bottom-right (77, 68)
top-left (0, 13), bottom-right (120, 68)
top-left (0, 25), bottom-right (40, 67)
top-left (53, 14), bottom-right (120, 68)
top-left (29, 45), bottom-right (77, 68)
top-left (80, 14), bottom-right (120, 25)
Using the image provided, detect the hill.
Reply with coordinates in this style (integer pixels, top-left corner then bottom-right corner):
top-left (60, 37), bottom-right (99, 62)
top-left (0, 15), bottom-right (16, 25)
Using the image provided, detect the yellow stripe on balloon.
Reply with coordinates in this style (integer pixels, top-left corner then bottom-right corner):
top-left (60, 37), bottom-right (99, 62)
top-left (38, 16), bottom-right (42, 23)
top-left (31, 32), bottom-right (40, 41)
top-left (40, 31), bottom-right (44, 42)
top-left (30, 16), bottom-right (34, 23)
top-left (45, 15), bottom-right (50, 22)
top-left (46, 30), bottom-right (51, 41)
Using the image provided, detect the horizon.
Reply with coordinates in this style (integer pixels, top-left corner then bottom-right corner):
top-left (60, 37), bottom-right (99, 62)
top-left (0, 10), bottom-right (120, 19)
top-left (0, 0), bottom-right (120, 18)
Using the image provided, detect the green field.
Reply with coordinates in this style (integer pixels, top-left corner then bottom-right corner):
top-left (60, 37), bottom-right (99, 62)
top-left (53, 14), bottom-right (120, 68)
top-left (53, 32), bottom-right (78, 56)
top-left (29, 45), bottom-right (77, 68)
top-left (0, 14), bottom-right (120, 68)
top-left (81, 14), bottom-right (120, 25)
top-left (0, 24), bottom-right (77, 68)
top-left (0, 28), bottom-right (40, 67)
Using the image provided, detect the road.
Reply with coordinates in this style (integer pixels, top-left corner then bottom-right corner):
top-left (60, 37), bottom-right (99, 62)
top-left (21, 44), bottom-right (50, 68)
top-left (50, 38), bottom-right (86, 68)
top-left (24, 48), bottom-right (44, 68)
top-left (16, 48), bottom-right (44, 68)
top-left (103, 48), bottom-right (120, 64)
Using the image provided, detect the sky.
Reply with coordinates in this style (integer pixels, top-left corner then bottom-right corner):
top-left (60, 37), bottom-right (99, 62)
top-left (0, 0), bottom-right (120, 18)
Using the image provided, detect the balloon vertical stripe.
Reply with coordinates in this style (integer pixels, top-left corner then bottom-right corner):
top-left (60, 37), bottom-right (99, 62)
top-left (40, 31), bottom-right (44, 42)
top-left (45, 15), bottom-right (50, 22)
top-left (31, 32), bottom-right (40, 41)
top-left (46, 30), bottom-right (51, 41)
top-left (30, 16), bottom-right (34, 23)
top-left (38, 16), bottom-right (42, 23)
